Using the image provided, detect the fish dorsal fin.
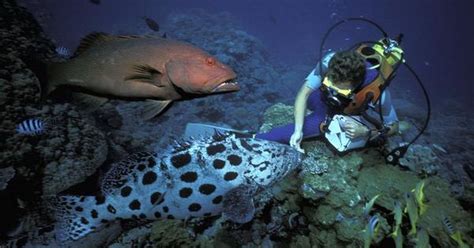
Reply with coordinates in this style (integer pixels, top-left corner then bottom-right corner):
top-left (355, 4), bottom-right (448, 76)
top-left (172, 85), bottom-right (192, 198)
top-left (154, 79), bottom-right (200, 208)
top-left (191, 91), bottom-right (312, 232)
top-left (74, 32), bottom-right (116, 56)
top-left (100, 152), bottom-right (156, 195)
top-left (222, 184), bottom-right (257, 223)
top-left (74, 33), bottom-right (155, 56)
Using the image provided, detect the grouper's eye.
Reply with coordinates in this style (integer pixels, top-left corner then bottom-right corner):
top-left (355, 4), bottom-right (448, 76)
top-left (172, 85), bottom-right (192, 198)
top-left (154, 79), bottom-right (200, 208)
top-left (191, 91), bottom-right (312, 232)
top-left (206, 57), bottom-right (216, 66)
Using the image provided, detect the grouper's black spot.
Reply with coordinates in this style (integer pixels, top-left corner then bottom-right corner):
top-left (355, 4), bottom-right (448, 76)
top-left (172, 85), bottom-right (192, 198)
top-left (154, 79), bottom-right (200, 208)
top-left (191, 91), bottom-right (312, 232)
top-left (163, 206), bottom-right (169, 213)
top-left (212, 195), bottom-right (223, 204)
top-left (227, 155), bottom-right (242, 166)
top-left (139, 213), bottom-right (147, 219)
top-left (107, 204), bottom-right (116, 214)
top-left (206, 144), bottom-right (226, 156)
top-left (188, 203), bottom-right (202, 212)
top-left (148, 157), bottom-right (156, 168)
top-left (224, 171), bottom-right (238, 181)
top-left (121, 186), bottom-right (132, 197)
top-left (199, 184), bottom-right (216, 195)
top-left (154, 211), bottom-right (161, 218)
top-left (129, 200), bottom-right (141, 210)
top-left (91, 209), bottom-right (98, 219)
top-left (167, 215), bottom-right (175, 219)
top-left (95, 195), bottom-right (105, 205)
top-left (180, 171), bottom-right (198, 183)
top-left (142, 171), bottom-right (157, 185)
top-left (80, 217), bottom-right (89, 225)
top-left (179, 187), bottom-right (193, 198)
top-left (213, 159), bottom-right (225, 169)
top-left (239, 139), bottom-right (253, 152)
top-left (137, 163), bottom-right (146, 171)
top-left (171, 153), bottom-right (192, 168)
top-left (75, 206), bottom-right (83, 212)
top-left (150, 192), bottom-right (163, 205)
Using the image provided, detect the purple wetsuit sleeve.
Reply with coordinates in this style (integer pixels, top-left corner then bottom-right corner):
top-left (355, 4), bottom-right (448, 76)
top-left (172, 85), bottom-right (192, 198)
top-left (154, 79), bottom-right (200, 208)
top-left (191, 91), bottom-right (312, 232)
top-left (255, 90), bottom-right (327, 144)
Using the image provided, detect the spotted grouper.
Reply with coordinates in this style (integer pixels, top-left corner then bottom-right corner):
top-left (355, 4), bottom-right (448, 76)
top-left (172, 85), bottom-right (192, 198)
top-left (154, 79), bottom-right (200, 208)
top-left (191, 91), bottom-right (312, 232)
top-left (49, 132), bottom-right (301, 241)
top-left (46, 32), bottom-right (238, 119)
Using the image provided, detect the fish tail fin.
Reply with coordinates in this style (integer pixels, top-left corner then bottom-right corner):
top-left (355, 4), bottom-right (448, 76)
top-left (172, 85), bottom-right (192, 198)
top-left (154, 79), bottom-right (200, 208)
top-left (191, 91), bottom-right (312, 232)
top-left (21, 57), bottom-right (51, 100)
top-left (47, 195), bottom-right (101, 241)
top-left (419, 203), bottom-right (428, 215)
top-left (44, 62), bottom-right (67, 96)
top-left (390, 226), bottom-right (399, 238)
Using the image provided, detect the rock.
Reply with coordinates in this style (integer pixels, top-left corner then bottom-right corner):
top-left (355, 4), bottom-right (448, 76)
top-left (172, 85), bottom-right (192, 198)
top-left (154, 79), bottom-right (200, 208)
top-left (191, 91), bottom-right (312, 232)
top-left (399, 144), bottom-right (439, 175)
top-left (0, 166), bottom-right (15, 191)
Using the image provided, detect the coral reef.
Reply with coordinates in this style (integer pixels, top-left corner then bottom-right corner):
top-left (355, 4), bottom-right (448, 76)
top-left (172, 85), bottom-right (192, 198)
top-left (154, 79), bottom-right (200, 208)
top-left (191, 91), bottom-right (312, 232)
top-left (399, 144), bottom-right (439, 175)
top-left (0, 167), bottom-right (15, 191)
top-left (0, 1), bottom-right (108, 245)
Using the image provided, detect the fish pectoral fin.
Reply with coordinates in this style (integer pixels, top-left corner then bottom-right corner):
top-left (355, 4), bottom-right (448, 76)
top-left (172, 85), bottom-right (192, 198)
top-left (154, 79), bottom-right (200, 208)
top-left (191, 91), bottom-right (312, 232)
top-left (140, 99), bottom-right (172, 120)
top-left (70, 92), bottom-right (109, 111)
top-left (222, 184), bottom-right (256, 224)
top-left (125, 64), bottom-right (164, 87)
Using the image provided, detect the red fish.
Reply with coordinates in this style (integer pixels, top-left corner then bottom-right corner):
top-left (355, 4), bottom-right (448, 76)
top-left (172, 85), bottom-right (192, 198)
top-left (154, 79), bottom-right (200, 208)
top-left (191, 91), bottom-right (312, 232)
top-left (46, 33), bottom-right (238, 119)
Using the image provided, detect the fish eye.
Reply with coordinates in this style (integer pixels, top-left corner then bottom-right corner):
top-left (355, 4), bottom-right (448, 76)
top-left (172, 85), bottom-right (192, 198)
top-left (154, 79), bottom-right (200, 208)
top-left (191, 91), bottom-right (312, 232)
top-left (206, 57), bottom-right (216, 66)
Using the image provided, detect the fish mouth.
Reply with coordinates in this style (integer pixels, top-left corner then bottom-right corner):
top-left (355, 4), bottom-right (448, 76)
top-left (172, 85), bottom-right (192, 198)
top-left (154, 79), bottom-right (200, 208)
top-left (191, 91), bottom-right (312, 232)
top-left (212, 78), bottom-right (239, 93)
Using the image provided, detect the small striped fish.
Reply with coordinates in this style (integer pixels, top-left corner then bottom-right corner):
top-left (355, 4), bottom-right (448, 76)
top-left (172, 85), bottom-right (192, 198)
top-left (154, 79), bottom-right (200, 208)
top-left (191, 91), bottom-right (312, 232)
top-left (443, 216), bottom-right (456, 234)
top-left (16, 119), bottom-right (46, 135)
top-left (55, 46), bottom-right (71, 58)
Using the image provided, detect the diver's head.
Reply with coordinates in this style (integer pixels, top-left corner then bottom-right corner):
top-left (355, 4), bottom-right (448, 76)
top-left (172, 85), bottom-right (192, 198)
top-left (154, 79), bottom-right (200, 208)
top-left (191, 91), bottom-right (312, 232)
top-left (321, 51), bottom-right (366, 110)
top-left (326, 50), bottom-right (366, 90)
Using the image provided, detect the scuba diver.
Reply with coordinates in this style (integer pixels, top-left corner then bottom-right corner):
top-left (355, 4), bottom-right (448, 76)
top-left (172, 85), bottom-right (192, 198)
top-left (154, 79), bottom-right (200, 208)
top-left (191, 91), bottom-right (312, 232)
top-left (186, 18), bottom-right (430, 165)
top-left (255, 49), bottom-right (400, 154)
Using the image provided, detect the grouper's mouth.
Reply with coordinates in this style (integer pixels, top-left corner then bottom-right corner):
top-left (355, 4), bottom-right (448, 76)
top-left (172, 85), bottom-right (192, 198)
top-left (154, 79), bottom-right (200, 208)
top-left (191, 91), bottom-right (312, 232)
top-left (212, 78), bottom-right (239, 93)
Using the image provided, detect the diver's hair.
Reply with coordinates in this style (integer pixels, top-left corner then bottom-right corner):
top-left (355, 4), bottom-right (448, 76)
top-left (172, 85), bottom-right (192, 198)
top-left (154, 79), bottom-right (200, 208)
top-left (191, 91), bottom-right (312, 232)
top-left (326, 51), bottom-right (366, 87)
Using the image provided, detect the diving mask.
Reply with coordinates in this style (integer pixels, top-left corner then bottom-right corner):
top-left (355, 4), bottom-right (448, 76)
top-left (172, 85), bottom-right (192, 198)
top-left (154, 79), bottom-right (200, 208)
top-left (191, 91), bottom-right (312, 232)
top-left (320, 77), bottom-right (355, 110)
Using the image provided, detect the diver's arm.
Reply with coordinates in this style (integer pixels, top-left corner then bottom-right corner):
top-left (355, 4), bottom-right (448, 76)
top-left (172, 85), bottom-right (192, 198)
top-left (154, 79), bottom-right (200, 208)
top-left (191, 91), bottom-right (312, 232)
top-left (294, 85), bottom-right (313, 133)
top-left (290, 84), bottom-right (314, 153)
top-left (384, 122), bottom-right (399, 136)
top-left (366, 90), bottom-right (399, 138)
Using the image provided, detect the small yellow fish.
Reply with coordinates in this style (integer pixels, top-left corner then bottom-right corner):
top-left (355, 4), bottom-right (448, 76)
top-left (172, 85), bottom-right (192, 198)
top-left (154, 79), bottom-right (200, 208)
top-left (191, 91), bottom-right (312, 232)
top-left (404, 192), bottom-right (418, 235)
top-left (364, 215), bottom-right (379, 248)
top-left (416, 228), bottom-right (429, 248)
top-left (363, 194), bottom-right (380, 216)
top-left (391, 201), bottom-right (403, 237)
top-left (392, 227), bottom-right (403, 248)
top-left (450, 231), bottom-right (469, 248)
top-left (412, 180), bottom-right (428, 215)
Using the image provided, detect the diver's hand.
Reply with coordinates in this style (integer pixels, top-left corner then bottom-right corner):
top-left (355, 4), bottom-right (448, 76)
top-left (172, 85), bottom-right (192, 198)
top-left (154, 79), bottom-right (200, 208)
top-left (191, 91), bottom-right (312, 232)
top-left (290, 131), bottom-right (305, 153)
top-left (343, 121), bottom-right (369, 139)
